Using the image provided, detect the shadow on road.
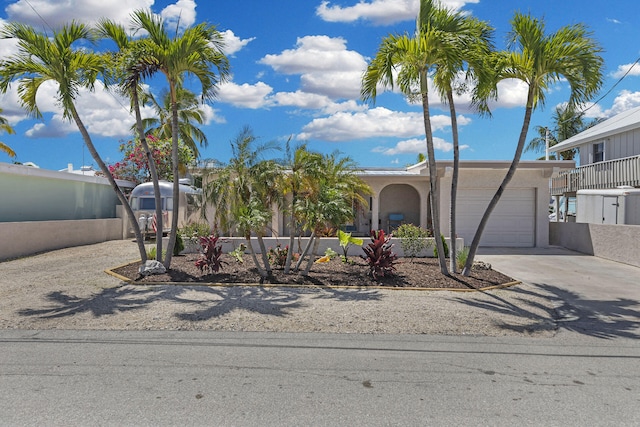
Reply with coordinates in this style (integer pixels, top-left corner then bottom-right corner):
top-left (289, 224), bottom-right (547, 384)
top-left (453, 283), bottom-right (640, 339)
top-left (18, 283), bottom-right (382, 322)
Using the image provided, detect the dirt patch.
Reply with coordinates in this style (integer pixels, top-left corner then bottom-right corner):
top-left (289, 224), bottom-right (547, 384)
top-left (112, 254), bottom-right (516, 290)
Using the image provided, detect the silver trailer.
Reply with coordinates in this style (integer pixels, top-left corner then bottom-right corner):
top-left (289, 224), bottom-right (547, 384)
top-left (129, 181), bottom-right (203, 235)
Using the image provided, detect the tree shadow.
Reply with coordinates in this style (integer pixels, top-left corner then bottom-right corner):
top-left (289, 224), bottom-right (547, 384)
top-left (452, 283), bottom-right (640, 339)
top-left (17, 282), bottom-right (383, 323)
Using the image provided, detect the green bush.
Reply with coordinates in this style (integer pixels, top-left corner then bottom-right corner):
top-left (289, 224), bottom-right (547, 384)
top-left (174, 233), bottom-right (184, 256)
top-left (393, 223), bottom-right (430, 261)
top-left (456, 246), bottom-right (470, 270)
top-left (179, 222), bottom-right (211, 238)
top-left (433, 234), bottom-right (449, 259)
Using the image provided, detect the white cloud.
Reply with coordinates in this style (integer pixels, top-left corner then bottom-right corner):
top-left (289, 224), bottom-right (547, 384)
top-left (316, 0), bottom-right (478, 26)
top-left (220, 29), bottom-right (255, 56)
top-left (373, 136), bottom-right (467, 155)
top-left (489, 79), bottom-right (529, 109)
top-left (297, 106), bottom-right (465, 142)
top-left (259, 35), bottom-right (367, 99)
top-left (217, 81), bottom-right (274, 109)
top-left (5, 0), bottom-right (153, 28)
top-left (17, 80), bottom-right (139, 138)
top-left (161, 0), bottom-right (197, 32)
top-left (610, 62), bottom-right (640, 79)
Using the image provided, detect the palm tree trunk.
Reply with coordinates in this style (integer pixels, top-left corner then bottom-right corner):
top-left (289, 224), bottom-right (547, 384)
top-left (284, 200), bottom-right (296, 274)
top-left (447, 89), bottom-right (459, 273)
top-left (294, 231), bottom-right (315, 272)
top-left (132, 84), bottom-right (164, 262)
top-left (420, 72), bottom-right (449, 276)
top-left (69, 104), bottom-right (147, 263)
top-left (462, 92), bottom-right (535, 276)
top-left (164, 81), bottom-right (180, 268)
top-left (256, 234), bottom-right (272, 276)
top-left (303, 235), bottom-right (321, 276)
top-left (246, 237), bottom-right (267, 277)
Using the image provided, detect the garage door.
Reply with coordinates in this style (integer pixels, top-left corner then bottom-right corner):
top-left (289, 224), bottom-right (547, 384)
top-left (456, 188), bottom-right (536, 247)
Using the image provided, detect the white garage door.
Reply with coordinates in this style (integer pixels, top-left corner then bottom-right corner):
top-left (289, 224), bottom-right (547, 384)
top-left (456, 188), bottom-right (536, 247)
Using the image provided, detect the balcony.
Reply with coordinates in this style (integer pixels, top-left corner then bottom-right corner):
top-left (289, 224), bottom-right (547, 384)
top-left (551, 154), bottom-right (640, 196)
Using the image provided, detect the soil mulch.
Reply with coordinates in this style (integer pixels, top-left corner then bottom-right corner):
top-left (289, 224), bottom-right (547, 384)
top-left (112, 253), bottom-right (516, 290)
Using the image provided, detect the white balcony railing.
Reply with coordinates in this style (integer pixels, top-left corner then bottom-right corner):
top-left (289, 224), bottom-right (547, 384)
top-left (551, 154), bottom-right (640, 196)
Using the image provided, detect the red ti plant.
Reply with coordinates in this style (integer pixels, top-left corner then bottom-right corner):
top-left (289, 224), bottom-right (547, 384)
top-left (195, 235), bottom-right (226, 274)
top-left (361, 229), bottom-right (397, 280)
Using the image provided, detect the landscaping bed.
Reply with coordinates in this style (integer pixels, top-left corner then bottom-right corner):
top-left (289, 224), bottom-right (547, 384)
top-left (112, 253), bottom-right (516, 290)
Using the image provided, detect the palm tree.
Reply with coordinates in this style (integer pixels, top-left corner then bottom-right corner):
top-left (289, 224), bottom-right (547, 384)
top-left (130, 9), bottom-right (230, 268)
top-left (0, 22), bottom-right (149, 262)
top-left (362, 0), bottom-right (476, 275)
top-left (137, 86), bottom-right (209, 158)
top-left (206, 127), bottom-right (281, 278)
top-left (461, 13), bottom-right (604, 276)
top-left (279, 142), bottom-right (324, 274)
top-left (425, 0), bottom-right (493, 273)
top-left (0, 109), bottom-right (16, 158)
top-left (97, 18), bottom-right (166, 262)
top-left (525, 104), bottom-right (602, 160)
top-left (294, 151), bottom-right (371, 275)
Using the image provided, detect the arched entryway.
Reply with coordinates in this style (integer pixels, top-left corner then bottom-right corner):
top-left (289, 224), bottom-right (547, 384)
top-left (378, 184), bottom-right (424, 233)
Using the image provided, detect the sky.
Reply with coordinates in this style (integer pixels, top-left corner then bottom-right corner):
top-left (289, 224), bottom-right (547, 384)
top-left (1, 0), bottom-right (639, 172)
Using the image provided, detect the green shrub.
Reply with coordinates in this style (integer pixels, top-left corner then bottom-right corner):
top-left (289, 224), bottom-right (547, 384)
top-left (268, 243), bottom-right (299, 268)
top-left (179, 222), bottom-right (211, 238)
top-left (456, 246), bottom-right (470, 270)
top-left (229, 244), bottom-right (246, 264)
top-left (393, 223), bottom-right (430, 261)
top-left (174, 233), bottom-right (184, 256)
top-left (433, 234), bottom-right (449, 259)
top-left (146, 246), bottom-right (167, 261)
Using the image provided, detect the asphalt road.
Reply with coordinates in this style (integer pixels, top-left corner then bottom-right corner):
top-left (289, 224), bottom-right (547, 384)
top-left (2, 329), bottom-right (639, 426)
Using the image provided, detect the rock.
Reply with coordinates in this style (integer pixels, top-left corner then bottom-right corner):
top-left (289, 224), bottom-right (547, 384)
top-left (139, 260), bottom-right (166, 276)
top-left (472, 261), bottom-right (492, 270)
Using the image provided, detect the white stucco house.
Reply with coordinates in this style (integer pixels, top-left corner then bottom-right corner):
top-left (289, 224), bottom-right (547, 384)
top-left (266, 160), bottom-right (573, 248)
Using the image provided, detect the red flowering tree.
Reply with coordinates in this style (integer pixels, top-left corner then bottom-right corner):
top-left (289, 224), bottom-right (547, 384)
top-left (106, 135), bottom-right (195, 184)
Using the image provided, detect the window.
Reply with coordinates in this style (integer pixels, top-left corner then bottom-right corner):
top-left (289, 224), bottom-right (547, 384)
top-left (593, 142), bottom-right (604, 163)
top-left (139, 198), bottom-right (156, 210)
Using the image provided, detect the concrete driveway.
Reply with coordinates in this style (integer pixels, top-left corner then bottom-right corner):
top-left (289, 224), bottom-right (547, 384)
top-left (478, 247), bottom-right (640, 339)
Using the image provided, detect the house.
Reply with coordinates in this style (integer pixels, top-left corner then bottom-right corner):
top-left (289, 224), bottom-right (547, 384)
top-left (265, 160), bottom-right (572, 248)
top-left (548, 106), bottom-right (640, 267)
top-left (550, 106), bottom-right (640, 223)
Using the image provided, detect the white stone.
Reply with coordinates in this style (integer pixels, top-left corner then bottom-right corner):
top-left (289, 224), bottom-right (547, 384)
top-left (139, 260), bottom-right (166, 276)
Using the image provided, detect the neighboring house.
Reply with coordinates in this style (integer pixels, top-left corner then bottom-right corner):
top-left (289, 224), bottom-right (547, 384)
top-left (265, 160), bottom-right (572, 248)
top-left (550, 106), bottom-right (640, 224)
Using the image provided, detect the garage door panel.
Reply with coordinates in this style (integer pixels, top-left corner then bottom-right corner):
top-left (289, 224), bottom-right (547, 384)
top-left (456, 188), bottom-right (535, 247)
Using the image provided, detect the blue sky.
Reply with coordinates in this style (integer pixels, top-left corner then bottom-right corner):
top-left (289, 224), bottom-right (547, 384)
top-left (1, 0), bottom-right (639, 171)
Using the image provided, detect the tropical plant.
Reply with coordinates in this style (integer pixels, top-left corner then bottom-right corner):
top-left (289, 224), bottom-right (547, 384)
top-left (205, 127), bottom-right (281, 278)
top-left (0, 22), bottom-right (149, 263)
top-left (137, 86), bottom-right (209, 157)
top-left (294, 152), bottom-right (371, 276)
top-left (105, 135), bottom-right (195, 184)
top-left (229, 243), bottom-right (246, 264)
top-left (194, 235), bottom-right (226, 274)
top-left (362, 0), bottom-right (469, 276)
top-left (462, 12), bottom-right (604, 276)
top-left (394, 223), bottom-right (430, 261)
top-left (129, 9), bottom-right (230, 268)
top-left (337, 229), bottom-right (364, 262)
top-left (97, 17), bottom-right (166, 262)
top-left (279, 143), bottom-right (324, 274)
top-left (268, 243), bottom-right (298, 268)
top-left (361, 229), bottom-right (397, 280)
top-left (422, 0), bottom-right (493, 273)
top-left (0, 108), bottom-right (16, 158)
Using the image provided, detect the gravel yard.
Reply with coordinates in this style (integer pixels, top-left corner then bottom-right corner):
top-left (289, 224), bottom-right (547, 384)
top-left (0, 240), bottom-right (559, 336)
